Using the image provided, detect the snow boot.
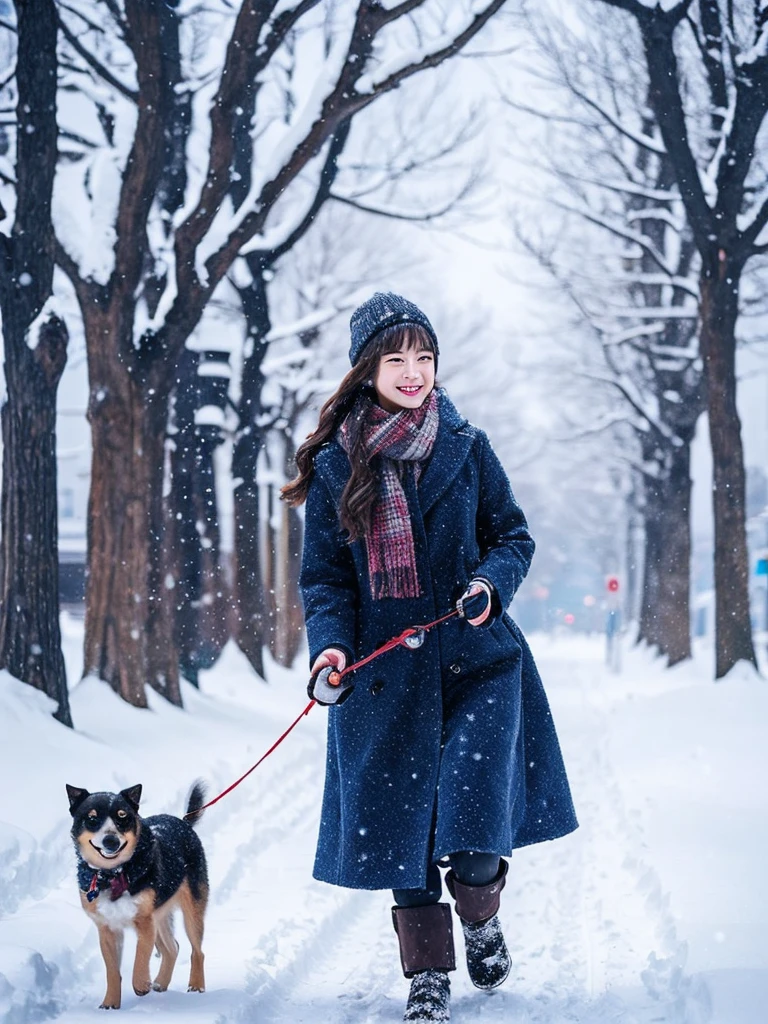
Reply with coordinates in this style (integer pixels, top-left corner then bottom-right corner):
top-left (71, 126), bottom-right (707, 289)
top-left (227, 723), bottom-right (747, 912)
top-left (403, 969), bottom-right (451, 1023)
top-left (392, 904), bottom-right (455, 1022)
top-left (446, 859), bottom-right (511, 990)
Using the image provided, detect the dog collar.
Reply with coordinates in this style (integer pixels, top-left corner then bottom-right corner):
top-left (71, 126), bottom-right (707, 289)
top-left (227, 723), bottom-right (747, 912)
top-left (86, 869), bottom-right (128, 903)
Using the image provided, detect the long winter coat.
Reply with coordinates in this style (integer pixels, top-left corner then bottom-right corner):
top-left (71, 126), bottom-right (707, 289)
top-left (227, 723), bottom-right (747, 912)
top-left (300, 389), bottom-right (577, 890)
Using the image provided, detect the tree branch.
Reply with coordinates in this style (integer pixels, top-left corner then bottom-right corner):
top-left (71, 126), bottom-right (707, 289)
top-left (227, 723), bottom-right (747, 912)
top-left (545, 195), bottom-right (677, 277)
top-left (329, 189), bottom-right (466, 222)
top-left (355, 0), bottom-right (508, 98)
top-left (550, 60), bottom-right (666, 156)
top-left (162, 0), bottom-right (506, 360)
top-left (743, 192), bottom-right (768, 251)
top-left (0, 64), bottom-right (15, 91)
top-left (108, 0), bottom-right (174, 348)
top-left (57, 11), bottom-right (138, 102)
top-left (175, 0), bottom-right (321, 261)
top-left (634, 10), bottom-right (714, 251)
top-left (266, 121), bottom-right (352, 265)
top-left (697, 0), bottom-right (728, 133)
top-left (373, 0), bottom-right (426, 26)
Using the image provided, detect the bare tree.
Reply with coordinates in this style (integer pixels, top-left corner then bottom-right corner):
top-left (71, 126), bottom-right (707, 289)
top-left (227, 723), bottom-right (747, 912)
top-left (586, 0), bottom-right (766, 675)
top-left (0, 0), bottom-right (70, 724)
top-left (52, 0), bottom-right (507, 706)
top-left (509, 5), bottom-right (706, 665)
top-left (166, 344), bottom-right (230, 687)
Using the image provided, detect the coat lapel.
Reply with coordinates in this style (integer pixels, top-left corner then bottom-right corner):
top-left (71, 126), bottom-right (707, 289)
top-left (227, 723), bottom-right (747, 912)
top-left (417, 390), bottom-right (475, 516)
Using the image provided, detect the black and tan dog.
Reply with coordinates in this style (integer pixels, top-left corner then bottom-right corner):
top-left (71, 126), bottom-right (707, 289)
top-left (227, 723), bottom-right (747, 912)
top-left (66, 782), bottom-right (209, 1009)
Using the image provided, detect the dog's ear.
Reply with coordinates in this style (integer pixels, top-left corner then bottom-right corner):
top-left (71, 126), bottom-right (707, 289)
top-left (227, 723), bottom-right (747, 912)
top-left (66, 785), bottom-right (90, 815)
top-left (120, 784), bottom-right (142, 812)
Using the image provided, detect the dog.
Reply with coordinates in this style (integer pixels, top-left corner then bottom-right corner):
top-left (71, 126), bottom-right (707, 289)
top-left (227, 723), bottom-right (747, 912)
top-left (67, 781), bottom-right (209, 1009)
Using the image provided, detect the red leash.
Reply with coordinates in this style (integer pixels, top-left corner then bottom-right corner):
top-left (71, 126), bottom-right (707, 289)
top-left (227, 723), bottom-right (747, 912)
top-left (185, 609), bottom-right (460, 819)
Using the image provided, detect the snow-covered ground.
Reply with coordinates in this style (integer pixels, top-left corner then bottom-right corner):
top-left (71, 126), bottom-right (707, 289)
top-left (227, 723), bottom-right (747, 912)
top-left (0, 617), bottom-right (766, 1023)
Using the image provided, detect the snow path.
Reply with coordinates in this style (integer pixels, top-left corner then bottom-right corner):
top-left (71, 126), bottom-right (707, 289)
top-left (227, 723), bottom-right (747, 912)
top-left (0, 636), bottom-right (741, 1022)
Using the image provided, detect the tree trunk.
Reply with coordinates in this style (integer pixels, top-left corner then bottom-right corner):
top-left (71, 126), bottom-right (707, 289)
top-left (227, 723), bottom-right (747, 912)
top-left (0, 0), bottom-right (70, 725)
top-left (168, 348), bottom-right (229, 686)
top-left (699, 261), bottom-right (757, 677)
top-left (0, 314), bottom-right (70, 725)
top-left (231, 266), bottom-right (272, 678)
top-left (638, 442), bottom-right (694, 666)
top-left (263, 431), bottom-right (305, 667)
top-left (83, 308), bottom-right (181, 705)
top-left (638, 484), bottom-right (663, 651)
top-left (656, 443), bottom-right (693, 667)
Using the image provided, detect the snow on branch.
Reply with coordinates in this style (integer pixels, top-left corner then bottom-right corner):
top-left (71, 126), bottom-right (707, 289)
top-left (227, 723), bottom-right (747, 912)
top-left (329, 190), bottom-right (467, 223)
top-left (25, 296), bottom-right (64, 351)
top-left (626, 207), bottom-right (684, 231)
top-left (602, 322), bottom-right (665, 347)
top-left (603, 305), bottom-right (697, 319)
top-left (558, 77), bottom-right (666, 157)
top-left (354, 0), bottom-right (506, 95)
top-left (550, 409), bottom-right (630, 442)
top-left (264, 297), bottom-right (361, 345)
top-left (548, 198), bottom-right (678, 277)
top-left (620, 272), bottom-right (699, 298)
top-left (735, 23), bottom-right (768, 66)
top-left (57, 10), bottom-right (138, 103)
top-left (597, 0), bottom-right (693, 16)
top-left (649, 341), bottom-right (698, 359)
top-left (562, 173), bottom-right (681, 204)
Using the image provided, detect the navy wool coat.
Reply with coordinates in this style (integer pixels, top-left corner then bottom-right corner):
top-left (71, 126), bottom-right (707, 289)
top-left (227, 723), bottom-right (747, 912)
top-left (299, 390), bottom-right (577, 891)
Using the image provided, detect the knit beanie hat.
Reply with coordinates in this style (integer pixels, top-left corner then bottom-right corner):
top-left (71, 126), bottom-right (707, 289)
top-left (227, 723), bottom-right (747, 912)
top-left (349, 292), bottom-right (439, 366)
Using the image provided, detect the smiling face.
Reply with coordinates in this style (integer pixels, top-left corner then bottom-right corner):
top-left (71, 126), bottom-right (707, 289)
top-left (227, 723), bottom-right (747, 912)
top-left (373, 340), bottom-right (436, 413)
top-left (68, 786), bottom-right (141, 870)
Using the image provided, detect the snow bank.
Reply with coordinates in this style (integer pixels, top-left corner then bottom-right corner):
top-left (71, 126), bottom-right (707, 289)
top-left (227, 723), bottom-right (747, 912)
top-left (0, 623), bottom-right (765, 1022)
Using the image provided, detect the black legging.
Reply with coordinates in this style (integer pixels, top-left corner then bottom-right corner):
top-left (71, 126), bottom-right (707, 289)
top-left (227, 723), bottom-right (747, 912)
top-left (392, 851), bottom-right (501, 908)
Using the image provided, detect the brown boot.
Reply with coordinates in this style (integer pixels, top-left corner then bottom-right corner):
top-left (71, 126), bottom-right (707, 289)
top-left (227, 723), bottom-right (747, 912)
top-left (392, 904), bottom-right (455, 1022)
top-left (445, 860), bottom-right (511, 990)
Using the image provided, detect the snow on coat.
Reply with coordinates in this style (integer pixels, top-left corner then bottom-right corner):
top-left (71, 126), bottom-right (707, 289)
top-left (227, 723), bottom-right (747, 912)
top-left (299, 389), bottom-right (578, 890)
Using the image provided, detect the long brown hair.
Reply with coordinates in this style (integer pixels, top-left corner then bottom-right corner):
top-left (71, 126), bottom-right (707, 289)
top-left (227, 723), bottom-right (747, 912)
top-left (281, 323), bottom-right (438, 541)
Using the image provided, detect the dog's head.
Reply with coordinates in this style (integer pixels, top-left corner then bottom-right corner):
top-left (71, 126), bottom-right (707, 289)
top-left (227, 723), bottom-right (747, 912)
top-left (66, 784), bottom-right (143, 870)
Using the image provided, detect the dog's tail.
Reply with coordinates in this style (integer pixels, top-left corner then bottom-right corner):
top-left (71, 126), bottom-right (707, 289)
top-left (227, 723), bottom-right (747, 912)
top-left (184, 780), bottom-right (207, 827)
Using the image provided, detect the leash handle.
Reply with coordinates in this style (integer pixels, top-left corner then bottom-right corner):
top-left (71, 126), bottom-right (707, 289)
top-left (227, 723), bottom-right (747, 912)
top-left (335, 608), bottom-right (460, 681)
top-left (184, 699), bottom-right (316, 819)
top-left (191, 607), bottom-right (461, 817)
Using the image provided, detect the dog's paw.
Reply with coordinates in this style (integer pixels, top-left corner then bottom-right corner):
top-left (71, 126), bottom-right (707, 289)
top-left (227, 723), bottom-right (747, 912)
top-left (187, 985), bottom-right (205, 993)
top-left (151, 982), bottom-right (168, 992)
top-left (132, 982), bottom-right (152, 997)
top-left (99, 1001), bottom-right (120, 1010)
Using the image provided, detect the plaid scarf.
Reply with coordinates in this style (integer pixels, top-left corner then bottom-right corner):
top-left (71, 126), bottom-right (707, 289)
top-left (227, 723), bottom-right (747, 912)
top-left (339, 390), bottom-right (439, 599)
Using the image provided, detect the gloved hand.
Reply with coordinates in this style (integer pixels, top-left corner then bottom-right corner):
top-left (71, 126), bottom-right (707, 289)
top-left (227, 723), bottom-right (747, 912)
top-left (456, 579), bottom-right (494, 627)
top-left (309, 648), bottom-right (354, 705)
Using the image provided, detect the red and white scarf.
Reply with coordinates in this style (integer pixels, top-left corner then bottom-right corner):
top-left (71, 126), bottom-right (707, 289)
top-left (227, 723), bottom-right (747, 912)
top-left (340, 390), bottom-right (439, 599)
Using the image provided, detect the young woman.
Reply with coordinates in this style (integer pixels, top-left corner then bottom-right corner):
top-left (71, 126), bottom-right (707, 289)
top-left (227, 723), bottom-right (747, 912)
top-left (282, 293), bottom-right (577, 1023)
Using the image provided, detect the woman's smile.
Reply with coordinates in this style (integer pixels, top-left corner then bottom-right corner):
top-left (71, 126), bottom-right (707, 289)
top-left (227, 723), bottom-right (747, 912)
top-left (374, 344), bottom-right (435, 413)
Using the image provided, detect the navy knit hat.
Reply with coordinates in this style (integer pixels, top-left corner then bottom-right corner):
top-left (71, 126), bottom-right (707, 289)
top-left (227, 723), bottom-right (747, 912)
top-left (349, 292), bottom-right (439, 366)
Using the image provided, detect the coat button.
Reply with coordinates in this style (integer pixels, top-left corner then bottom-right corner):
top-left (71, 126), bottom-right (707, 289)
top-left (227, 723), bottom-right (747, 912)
top-left (370, 679), bottom-right (385, 695)
top-left (449, 663), bottom-right (462, 674)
